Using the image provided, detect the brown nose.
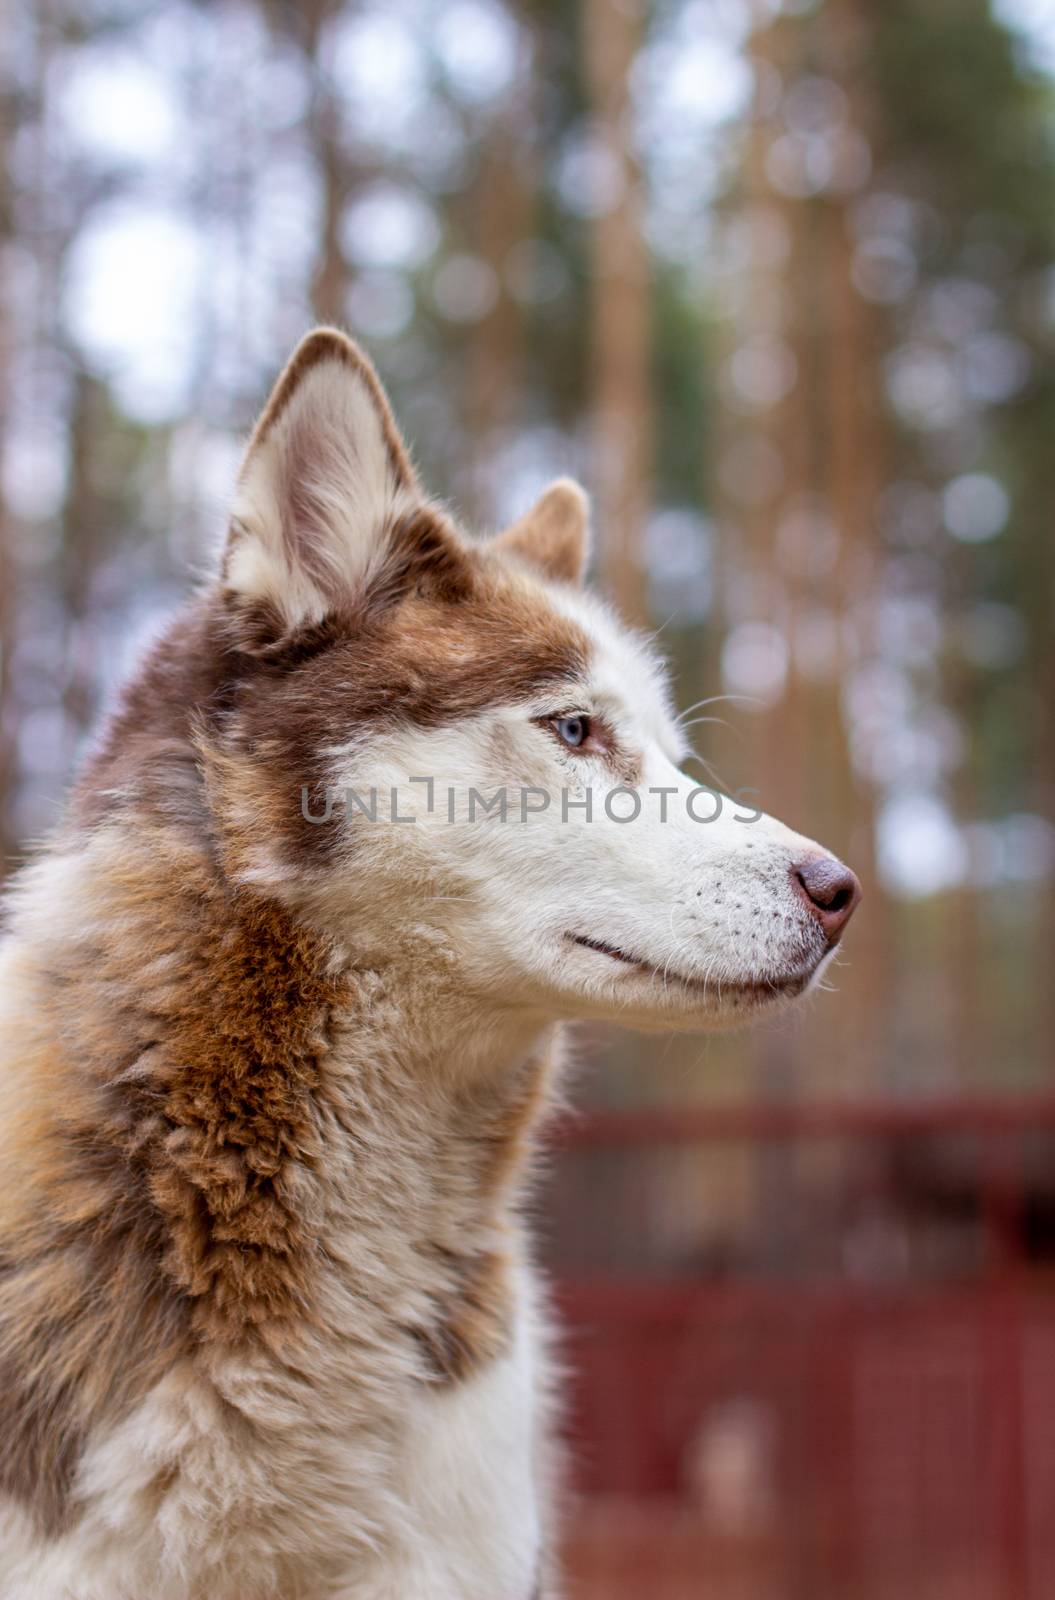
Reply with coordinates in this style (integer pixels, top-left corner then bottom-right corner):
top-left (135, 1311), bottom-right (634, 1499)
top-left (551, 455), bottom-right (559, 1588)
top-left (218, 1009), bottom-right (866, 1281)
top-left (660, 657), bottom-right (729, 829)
top-left (791, 853), bottom-right (861, 944)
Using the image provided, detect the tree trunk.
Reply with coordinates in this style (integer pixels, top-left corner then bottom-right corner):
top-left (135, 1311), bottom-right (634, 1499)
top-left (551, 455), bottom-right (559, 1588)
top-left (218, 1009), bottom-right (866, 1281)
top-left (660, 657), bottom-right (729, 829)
top-left (462, 43), bottom-right (537, 527)
top-left (581, 0), bottom-right (652, 626)
top-left (265, 0), bottom-right (352, 328)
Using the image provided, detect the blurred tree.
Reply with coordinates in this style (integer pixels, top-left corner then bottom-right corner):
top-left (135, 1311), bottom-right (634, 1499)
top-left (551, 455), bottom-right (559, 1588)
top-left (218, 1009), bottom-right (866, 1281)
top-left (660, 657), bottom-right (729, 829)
top-left (582, 0), bottom-right (652, 625)
top-left (462, 66), bottom-right (536, 525)
top-left (258, 0), bottom-right (356, 328)
top-left (708, 0), bottom-right (1055, 1094)
top-left (0, 0), bottom-right (1051, 1090)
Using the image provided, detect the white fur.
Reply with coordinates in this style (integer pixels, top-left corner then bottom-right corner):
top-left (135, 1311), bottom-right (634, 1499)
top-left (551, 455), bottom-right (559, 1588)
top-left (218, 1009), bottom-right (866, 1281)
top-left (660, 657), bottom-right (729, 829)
top-left (0, 1301), bottom-right (543, 1600)
top-left (287, 571), bottom-right (834, 1034)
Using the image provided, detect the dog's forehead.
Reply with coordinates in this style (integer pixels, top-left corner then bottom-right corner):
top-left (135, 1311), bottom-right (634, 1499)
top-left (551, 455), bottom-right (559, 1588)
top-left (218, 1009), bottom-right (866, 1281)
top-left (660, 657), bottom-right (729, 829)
top-left (241, 542), bottom-right (682, 791)
top-left (542, 581), bottom-right (681, 743)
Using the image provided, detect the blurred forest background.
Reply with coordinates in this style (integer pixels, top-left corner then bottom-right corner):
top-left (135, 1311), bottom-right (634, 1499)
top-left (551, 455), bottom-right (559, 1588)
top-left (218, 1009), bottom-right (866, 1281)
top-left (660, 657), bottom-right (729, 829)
top-left (3, 2), bottom-right (1055, 1592)
top-left (1, 0), bottom-right (1052, 1109)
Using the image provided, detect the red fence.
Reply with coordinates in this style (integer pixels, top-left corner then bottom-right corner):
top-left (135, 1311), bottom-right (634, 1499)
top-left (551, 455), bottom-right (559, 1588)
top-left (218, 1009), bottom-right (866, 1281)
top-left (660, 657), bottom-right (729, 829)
top-left (550, 1098), bottom-right (1055, 1600)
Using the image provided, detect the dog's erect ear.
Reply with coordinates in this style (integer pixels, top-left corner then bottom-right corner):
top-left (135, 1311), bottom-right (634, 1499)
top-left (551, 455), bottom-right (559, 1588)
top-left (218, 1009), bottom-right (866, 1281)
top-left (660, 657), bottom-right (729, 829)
top-left (222, 328), bottom-right (460, 647)
top-left (492, 479), bottom-right (591, 587)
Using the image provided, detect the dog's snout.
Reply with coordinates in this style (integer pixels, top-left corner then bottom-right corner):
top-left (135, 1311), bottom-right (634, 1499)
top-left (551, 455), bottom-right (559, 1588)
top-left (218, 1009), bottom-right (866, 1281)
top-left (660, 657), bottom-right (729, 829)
top-left (790, 853), bottom-right (861, 944)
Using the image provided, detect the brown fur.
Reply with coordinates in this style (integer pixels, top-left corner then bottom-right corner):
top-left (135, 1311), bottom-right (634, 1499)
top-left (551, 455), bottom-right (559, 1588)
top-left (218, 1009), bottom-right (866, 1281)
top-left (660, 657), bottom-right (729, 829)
top-left (3, 547), bottom-right (579, 1535)
top-left (0, 333), bottom-right (578, 1550)
top-left (78, 514), bottom-right (591, 872)
top-left (0, 816), bottom-right (562, 1532)
top-left (0, 837), bottom-right (352, 1531)
top-left (410, 1247), bottom-right (514, 1383)
top-left (414, 1040), bottom-right (561, 1382)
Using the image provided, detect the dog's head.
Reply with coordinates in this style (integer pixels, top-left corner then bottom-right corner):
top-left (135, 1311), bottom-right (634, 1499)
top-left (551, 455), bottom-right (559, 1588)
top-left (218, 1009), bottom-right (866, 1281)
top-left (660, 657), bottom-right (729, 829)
top-left (203, 328), bottom-right (858, 1031)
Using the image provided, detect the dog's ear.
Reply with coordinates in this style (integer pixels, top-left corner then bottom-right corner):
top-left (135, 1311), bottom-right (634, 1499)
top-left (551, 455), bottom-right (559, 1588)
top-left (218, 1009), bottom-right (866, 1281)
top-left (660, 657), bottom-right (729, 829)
top-left (221, 328), bottom-right (464, 649)
top-left (492, 479), bottom-right (591, 586)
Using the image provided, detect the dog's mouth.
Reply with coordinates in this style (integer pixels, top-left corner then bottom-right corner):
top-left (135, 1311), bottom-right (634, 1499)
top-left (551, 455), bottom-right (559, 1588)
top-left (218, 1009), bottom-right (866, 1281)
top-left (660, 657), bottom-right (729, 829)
top-left (567, 932), bottom-right (814, 1002)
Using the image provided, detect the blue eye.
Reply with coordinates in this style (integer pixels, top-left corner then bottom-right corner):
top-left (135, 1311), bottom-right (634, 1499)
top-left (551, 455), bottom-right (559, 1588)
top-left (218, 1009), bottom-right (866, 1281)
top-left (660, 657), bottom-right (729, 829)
top-left (554, 715), bottom-right (589, 748)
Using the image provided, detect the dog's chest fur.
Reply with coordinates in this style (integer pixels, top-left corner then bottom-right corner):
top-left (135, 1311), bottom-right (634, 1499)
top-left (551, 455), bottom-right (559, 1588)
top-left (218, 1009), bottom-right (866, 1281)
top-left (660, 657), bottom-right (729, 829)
top-left (2, 1270), bottom-right (546, 1600)
top-left (0, 836), bottom-right (557, 1598)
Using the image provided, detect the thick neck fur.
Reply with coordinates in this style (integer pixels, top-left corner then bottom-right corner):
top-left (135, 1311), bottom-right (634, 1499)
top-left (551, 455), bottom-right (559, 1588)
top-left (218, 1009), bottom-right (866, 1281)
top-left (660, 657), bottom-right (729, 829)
top-left (0, 786), bottom-right (559, 1539)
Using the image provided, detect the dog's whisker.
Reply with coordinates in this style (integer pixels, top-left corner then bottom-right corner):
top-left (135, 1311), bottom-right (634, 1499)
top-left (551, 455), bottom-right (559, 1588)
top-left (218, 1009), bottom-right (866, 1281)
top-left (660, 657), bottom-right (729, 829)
top-left (674, 692), bottom-right (759, 728)
top-left (676, 715), bottom-right (738, 738)
top-left (681, 750), bottom-right (727, 790)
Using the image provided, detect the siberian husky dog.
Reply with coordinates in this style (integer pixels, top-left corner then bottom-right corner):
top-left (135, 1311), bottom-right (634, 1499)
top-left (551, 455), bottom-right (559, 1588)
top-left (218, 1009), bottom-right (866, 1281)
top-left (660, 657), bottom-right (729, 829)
top-left (0, 330), bottom-right (859, 1599)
